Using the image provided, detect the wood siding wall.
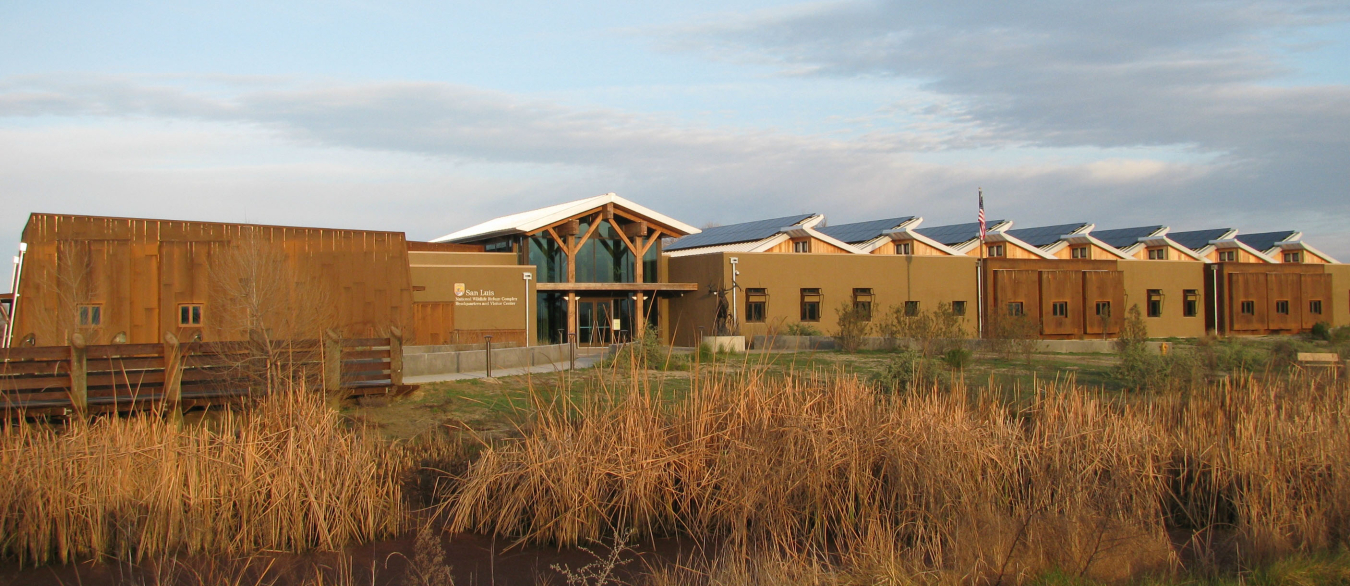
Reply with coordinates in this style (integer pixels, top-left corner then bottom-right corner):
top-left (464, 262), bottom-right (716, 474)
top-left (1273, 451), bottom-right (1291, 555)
top-left (11, 215), bottom-right (414, 346)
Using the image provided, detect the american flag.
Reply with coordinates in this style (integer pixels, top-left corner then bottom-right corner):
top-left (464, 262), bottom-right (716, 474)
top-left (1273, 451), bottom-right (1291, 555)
top-left (978, 188), bottom-right (986, 241)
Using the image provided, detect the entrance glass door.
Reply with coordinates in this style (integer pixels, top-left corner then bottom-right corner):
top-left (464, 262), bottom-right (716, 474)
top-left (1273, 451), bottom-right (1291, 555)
top-left (578, 298), bottom-right (616, 345)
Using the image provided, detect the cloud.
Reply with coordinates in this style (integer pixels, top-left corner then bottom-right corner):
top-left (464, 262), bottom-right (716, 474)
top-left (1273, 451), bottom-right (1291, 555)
top-left (0, 66), bottom-right (1346, 261)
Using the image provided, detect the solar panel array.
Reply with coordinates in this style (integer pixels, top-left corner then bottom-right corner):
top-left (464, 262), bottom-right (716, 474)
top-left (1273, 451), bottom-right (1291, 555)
top-left (665, 213), bottom-right (816, 251)
top-left (1235, 231), bottom-right (1297, 253)
top-left (1090, 226), bottom-right (1164, 249)
top-left (815, 216), bottom-right (916, 244)
top-left (912, 220), bottom-right (1006, 246)
top-left (1004, 223), bottom-right (1089, 248)
top-left (1168, 228), bottom-right (1234, 251)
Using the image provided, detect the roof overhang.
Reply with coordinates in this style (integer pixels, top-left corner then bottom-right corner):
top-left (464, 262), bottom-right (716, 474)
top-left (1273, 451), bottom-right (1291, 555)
top-left (984, 229), bottom-right (1058, 259)
top-left (433, 193), bottom-right (700, 243)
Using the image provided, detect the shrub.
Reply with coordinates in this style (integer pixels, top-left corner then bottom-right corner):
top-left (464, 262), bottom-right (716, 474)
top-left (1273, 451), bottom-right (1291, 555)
top-left (1116, 304), bottom-right (1148, 352)
top-left (1311, 321), bottom-right (1332, 342)
top-left (874, 349), bottom-right (941, 392)
top-left (834, 302), bottom-right (872, 353)
top-left (988, 313), bottom-right (1039, 363)
top-left (784, 322), bottom-right (822, 337)
top-left (878, 301), bottom-right (968, 356)
top-left (942, 347), bottom-right (973, 370)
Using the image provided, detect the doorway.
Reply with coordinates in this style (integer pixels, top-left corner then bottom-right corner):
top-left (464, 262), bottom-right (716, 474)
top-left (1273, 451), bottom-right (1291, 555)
top-left (577, 297), bottom-right (635, 345)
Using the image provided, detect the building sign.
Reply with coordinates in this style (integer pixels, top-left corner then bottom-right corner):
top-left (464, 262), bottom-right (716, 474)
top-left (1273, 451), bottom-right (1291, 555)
top-left (453, 285), bottom-right (519, 308)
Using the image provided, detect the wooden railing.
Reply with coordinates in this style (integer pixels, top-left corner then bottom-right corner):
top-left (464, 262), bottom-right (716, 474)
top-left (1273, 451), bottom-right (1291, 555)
top-left (1, 329), bottom-right (409, 418)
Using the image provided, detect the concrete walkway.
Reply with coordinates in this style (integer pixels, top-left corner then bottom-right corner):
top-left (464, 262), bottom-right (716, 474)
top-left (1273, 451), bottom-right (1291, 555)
top-left (404, 352), bottom-right (606, 384)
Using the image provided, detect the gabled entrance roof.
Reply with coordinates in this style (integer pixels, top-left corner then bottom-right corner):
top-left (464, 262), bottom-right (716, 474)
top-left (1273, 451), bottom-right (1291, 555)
top-left (432, 193), bottom-right (700, 243)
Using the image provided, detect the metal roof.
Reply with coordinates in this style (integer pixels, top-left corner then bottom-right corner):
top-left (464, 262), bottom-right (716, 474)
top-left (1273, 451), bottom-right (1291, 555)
top-left (1236, 231), bottom-right (1297, 253)
top-left (1168, 228), bottom-right (1234, 251)
top-left (1090, 226), bottom-right (1165, 249)
top-left (433, 193), bottom-right (700, 243)
top-left (913, 220), bottom-right (1006, 246)
top-left (815, 217), bottom-right (916, 244)
top-left (664, 214), bottom-right (816, 251)
top-left (1004, 223), bottom-right (1089, 248)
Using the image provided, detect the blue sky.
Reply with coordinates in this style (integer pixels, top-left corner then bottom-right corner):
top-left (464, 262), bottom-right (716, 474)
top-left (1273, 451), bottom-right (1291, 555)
top-left (2, 0), bottom-right (1349, 270)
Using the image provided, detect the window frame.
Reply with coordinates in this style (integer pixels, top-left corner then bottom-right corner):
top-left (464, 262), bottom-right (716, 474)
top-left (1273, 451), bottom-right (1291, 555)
top-left (1183, 290), bottom-right (1199, 317)
top-left (1309, 299), bottom-right (1323, 315)
top-left (895, 242), bottom-right (912, 255)
top-left (1095, 301), bottom-right (1112, 319)
top-left (1284, 251), bottom-right (1301, 263)
top-left (745, 288), bottom-right (768, 323)
top-left (178, 303), bottom-right (204, 327)
top-left (852, 288), bottom-right (874, 321)
top-left (1007, 301), bottom-right (1024, 317)
top-left (1240, 300), bottom-right (1256, 315)
top-left (1147, 289), bottom-right (1164, 318)
top-left (988, 244), bottom-right (1005, 257)
top-left (792, 240), bottom-right (811, 253)
top-left (1071, 246), bottom-right (1089, 259)
top-left (1275, 299), bottom-right (1290, 315)
top-left (800, 288), bottom-right (822, 322)
top-left (77, 304), bottom-right (103, 327)
top-left (1219, 250), bottom-right (1237, 262)
top-left (904, 300), bottom-right (920, 317)
top-left (951, 300), bottom-right (967, 317)
top-left (1051, 301), bottom-right (1068, 317)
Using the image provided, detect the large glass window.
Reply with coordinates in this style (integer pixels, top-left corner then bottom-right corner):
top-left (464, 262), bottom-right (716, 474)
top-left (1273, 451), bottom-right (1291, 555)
top-left (529, 235), bottom-right (569, 283)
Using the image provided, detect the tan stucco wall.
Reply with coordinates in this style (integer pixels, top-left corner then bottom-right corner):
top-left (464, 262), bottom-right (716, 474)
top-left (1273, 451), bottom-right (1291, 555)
top-left (1327, 264), bottom-right (1350, 328)
top-left (666, 252), bottom-right (979, 346)
top-left (409, 251), bottom-right (518, 266)
top-left (1120, 260), bottom-right (1208, 338)
top-left (410, 264), bottom-right (536, 333)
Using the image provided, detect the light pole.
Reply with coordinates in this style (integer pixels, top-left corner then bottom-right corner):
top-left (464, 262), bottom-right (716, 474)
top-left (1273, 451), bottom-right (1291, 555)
top-left (522, 272), bottom-right (532, 347)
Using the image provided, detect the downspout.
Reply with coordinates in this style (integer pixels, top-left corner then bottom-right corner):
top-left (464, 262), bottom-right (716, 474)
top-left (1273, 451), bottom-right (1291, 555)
top-left (1211, 263), bottom-right (1220, 337)
top-left (5, 243), bottom-right (27, 348)
top-left (729, 257), bottom-right (740, 335)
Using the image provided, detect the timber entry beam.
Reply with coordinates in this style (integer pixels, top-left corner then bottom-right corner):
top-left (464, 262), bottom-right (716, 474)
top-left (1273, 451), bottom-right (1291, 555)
top-left (536, 282), bottom-right (698, 292)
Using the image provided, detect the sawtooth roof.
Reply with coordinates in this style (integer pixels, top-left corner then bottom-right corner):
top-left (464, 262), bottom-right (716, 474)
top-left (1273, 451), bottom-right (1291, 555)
top-left (1236, 231), bottom-right (1298, 252)
top-left (1168, 228), bottom-right (1234, 251)
top-left (913, 220), bottom-right (1006, 247)
top-left (1090, 226), bottom-right (1166, 249)
top-left (1004, 223), bottom-right (1090, 248)
top-left (664, 214), bottom-right (816, 252)
top-left (815, 217), bottom-right (917, 244)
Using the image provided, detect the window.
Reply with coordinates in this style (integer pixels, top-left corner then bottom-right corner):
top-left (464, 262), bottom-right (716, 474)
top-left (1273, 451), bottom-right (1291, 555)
top-left (1218, 250), bottom-right (1237, 262)
top-left (793, 240), bottom-right (811, 253)
top-left (1095, 301), bottom-right (1112, 318)
top-left (904, 300), bottom-right (920, 317)
top-left (1051, 301), bottom-right (1068, 317)
top-left (1309, 300), bottom-right (1323, 315)
top-left (895, 242), bottom-right (912, 255)
top-left (1275, 300), bottom-right (1290, 315)
top-left (988, 244), bottom-right (1005, 257)
top-left (1147, 289), bottom-right (1163, 318)
top-left (77, 304), bottom-right (102, 327)
top-left (1071, 246), bottom-right (1090, 259)
top-left (1148, 248), bottom-right (1169, 260)
top-left (1007, 302), bottom-right (1024, 317)
top-left (1240, 300), bottom-right (1256, 315)
top-left (853, 288), bottom-right (874, 320)
top-left (1183, 290), bottom-right (1199, 317)
top-left (1284, 251), bottom-right (1302, 263)
top-left (745, 288), bottom-right (767, 323)
top-left (800, 288), bottom-right (822, 321)
top-left (179, 304), bottom-right (203, 326)
top-left (951, 301), bottom-right (967, 316)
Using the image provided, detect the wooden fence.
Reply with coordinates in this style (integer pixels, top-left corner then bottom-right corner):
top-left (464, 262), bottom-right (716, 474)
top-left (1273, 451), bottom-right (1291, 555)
top-left (1, 329), bottom-right (409, 418)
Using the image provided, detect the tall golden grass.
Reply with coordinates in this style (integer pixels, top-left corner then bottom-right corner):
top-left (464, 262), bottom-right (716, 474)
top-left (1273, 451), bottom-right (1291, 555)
top-left (0, 391), bottom-right (407, 566)
top-left (446, 366), bottom-right (1350, 583)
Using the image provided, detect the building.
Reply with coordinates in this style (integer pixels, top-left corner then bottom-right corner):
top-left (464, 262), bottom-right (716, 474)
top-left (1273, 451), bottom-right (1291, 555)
top-left (6, 198), bottom-right (1349, 349)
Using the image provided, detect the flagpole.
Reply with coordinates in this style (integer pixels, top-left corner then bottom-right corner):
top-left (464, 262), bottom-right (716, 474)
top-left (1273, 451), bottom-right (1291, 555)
top-left (977, 188), bottom-right (985, 340)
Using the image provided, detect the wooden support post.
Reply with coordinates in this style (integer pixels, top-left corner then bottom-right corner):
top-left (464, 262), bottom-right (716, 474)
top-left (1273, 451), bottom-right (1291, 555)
top-left (323, 329), bottom-right (342, 393)
top-left (388, 327), bottom-right (404, 387)
top-left (69, 333), bottom-right (88, 420)
top-left (163, 332), bottom-right (182, 424)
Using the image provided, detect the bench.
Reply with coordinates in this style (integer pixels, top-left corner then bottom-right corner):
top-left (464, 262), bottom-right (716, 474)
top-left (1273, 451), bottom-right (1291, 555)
top-left (1297, 353), bottom-right (1344, 378)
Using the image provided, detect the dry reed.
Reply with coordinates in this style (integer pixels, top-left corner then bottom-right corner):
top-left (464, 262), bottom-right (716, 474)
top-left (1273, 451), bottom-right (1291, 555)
top-left (445, 366), bottom-right (1350, 583)
top-left (0, 391), bottom-right (408, 566)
